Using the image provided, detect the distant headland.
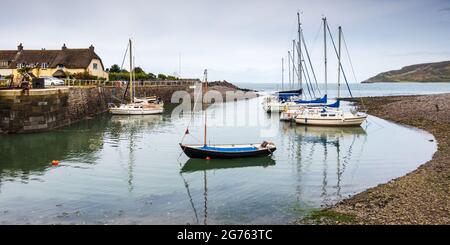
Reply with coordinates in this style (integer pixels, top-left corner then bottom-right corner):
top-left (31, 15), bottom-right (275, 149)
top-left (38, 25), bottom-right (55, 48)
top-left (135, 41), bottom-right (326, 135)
top-left (362, 61), bottom-right (450, 83)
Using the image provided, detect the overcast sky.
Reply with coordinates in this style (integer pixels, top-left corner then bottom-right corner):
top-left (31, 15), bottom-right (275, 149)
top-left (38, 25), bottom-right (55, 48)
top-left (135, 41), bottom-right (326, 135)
top-left (1, 0), bottom-right (449, 83)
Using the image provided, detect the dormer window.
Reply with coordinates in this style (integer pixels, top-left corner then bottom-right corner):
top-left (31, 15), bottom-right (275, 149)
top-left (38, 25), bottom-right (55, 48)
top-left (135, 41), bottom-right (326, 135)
top-left (41, 63), bottom-right (48, 69)
top-left (17, 63), bottom-right (23, 69)
top-left (93, 63), bottom-right (98, 70)
top-left (56, 64), bottom-right (65, 69)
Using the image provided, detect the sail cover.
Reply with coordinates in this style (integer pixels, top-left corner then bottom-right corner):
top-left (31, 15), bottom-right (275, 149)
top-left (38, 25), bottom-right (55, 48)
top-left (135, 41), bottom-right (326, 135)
top-left (276, 89), bottom-right (302, 102)
top-left (295, 94), bottom-right (328, 104)
top-left (326, 100), bottom-right (340, 108)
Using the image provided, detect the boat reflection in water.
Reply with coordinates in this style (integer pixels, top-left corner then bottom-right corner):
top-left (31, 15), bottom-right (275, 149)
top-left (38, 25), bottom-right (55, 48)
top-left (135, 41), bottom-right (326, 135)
top-left (110, 114), bottom-right (164, 127)
top-left (109, 114), bottom-right (164, 192)
top-left (295, 125), bottom-right (367, 143)
top-left (179, 157), bottom-right (276, 225)
top-left (293, 125), bottom-right (367, 204)
top-left (180, 157), bottom-right (276, 173)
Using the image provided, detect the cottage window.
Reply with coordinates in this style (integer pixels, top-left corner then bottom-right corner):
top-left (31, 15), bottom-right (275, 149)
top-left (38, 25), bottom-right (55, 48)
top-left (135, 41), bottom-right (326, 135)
top-left (41, 63), bottom-right (48, 69)
top-left (17, 63), bottom-right (23, 69)
top-left (0, 61), bottom-right (8, 68)
top-left (56, 64), bottom-right (65, 69)
top-left (93, 63), bottom-right (98, 70)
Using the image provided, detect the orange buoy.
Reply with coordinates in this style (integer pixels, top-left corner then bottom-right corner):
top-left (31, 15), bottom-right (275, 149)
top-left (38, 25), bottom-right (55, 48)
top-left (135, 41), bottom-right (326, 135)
top-left (206, 156), bottom-right (211, 160)
top-left (52, 160), bottom-right (59, 166)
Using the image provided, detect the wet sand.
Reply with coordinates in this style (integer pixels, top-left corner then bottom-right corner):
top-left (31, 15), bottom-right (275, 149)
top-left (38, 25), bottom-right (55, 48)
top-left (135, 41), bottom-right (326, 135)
top-left (301, 93), bottom-right (450, 224)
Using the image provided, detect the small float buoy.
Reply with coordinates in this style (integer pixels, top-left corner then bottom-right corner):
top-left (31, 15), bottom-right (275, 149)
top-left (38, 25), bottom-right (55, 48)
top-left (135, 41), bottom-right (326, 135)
top-left (52, 160), bottom-right (59, 166)
top-left (206, 156), bottom-right (211, 160)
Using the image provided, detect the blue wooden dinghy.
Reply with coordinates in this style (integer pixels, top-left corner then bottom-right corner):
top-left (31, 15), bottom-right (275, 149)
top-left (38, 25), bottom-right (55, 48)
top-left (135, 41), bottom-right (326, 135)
top-left (180, 69), bottom-right (277, 160)
top-left (180, 142), bottom-right (277, 159)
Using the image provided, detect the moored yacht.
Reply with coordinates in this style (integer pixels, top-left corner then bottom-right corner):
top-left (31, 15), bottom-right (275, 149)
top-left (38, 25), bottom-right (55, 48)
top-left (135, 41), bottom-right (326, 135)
top-left (295, 107), bottom-right (367, 126)
top-left (109, 39), bottom-right (164, 115)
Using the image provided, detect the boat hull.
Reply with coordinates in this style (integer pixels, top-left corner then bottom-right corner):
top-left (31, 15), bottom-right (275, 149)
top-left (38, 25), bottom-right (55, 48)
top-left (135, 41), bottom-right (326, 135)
top-left (180, 144), bottom-right (276, 159)
top-left (263, 102), bottom-right (303, 113)
top-left (280, 111), bottom-right (300, 121)
top-left (109, 106), bottom-right (164, 115)
top-left (295, 116), bottom-right (367, 126)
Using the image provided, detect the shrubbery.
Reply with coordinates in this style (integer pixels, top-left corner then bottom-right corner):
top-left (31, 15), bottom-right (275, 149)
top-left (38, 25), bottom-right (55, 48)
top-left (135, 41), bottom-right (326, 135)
top-left (107, 64), bottom-right (178, 81)
top-left (72, 71), bottom-right (104, 80)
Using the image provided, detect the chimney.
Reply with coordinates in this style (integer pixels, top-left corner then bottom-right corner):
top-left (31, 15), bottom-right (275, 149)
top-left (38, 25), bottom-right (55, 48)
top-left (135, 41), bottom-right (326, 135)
top-left (62, 43), bottom-right (67, 50)
top-left (89, 44), bottom-right (95, 52)
top-left (18, 43), bottom-right (23, 51)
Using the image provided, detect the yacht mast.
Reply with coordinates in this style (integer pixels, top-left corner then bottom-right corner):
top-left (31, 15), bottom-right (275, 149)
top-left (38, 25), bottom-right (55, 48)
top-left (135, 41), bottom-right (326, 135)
top-left (337, 26), bottom-right (342, 99)
top-left (281, 57), bottom-right (284, 90)
top-left (129, 39), bottom-right (133, 103)
top-left (288, 51), bottom-right (291, 89)
top-left (323, 17), bottom-right (328, 96)
top-left (297, 12), bottom-right (302, 90)
top-left (203, 69), bottom-right (208, 147)
top-left (292, 40), bottom-right (295, 90)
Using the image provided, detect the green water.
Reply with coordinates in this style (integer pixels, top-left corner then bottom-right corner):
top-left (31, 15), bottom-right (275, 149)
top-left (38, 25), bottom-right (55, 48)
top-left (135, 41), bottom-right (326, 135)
top-left (0, 97), bottom-right (436, 224)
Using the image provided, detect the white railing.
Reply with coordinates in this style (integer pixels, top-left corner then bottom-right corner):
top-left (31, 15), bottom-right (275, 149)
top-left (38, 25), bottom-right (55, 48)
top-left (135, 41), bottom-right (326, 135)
top-left (63, 79), bottom-right (199, 87)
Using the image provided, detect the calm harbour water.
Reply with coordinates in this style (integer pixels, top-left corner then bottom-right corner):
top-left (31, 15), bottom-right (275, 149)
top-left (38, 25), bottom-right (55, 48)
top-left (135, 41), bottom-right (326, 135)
top-left (0, 83), bottom-right (444, 224)
top-left (237, 82), bottom-right (450, 97)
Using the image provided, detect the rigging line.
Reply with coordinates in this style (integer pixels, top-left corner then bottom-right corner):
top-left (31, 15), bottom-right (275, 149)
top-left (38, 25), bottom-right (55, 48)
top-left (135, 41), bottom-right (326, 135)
top-left (180, 83), bottom-right (204, 144)
top-left (301, 53), bottom-right (317, 98)
top-left (179, 172), bottom-right (200, 225)
top-left (342, 31), bottom-right (367, 111)
top-left (289, 51), bottom-right (313, 99)
top-left (341, 133), bottom-right (357, 177)
top-left (309, 23), bottom-right (323, 56)
top-left (302, 43), bottom-right (320, 97)
top-left (301, 35), bottom-right (321, 95)
top-left (120, 42), bottom-right (129, 70)
top-left (119, 42), bottom-right (131, 102)
top-left (326, 23), bottom-right (353, 98)
top-left (122, 41), bottom-right (133, 102)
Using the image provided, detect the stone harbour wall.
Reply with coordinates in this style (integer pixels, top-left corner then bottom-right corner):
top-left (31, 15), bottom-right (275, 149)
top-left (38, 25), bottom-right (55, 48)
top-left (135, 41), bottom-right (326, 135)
top-left (0, 81), bottom-right (246, 134)
top-left (0, 87), bottom-right (111, 134)
top-left (108, 85), bottom-right (191, 103)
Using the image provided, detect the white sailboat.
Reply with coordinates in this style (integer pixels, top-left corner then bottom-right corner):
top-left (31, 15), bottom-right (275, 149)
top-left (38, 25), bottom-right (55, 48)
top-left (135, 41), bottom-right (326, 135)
top-left (295, 19), bottom-right (366, 127)
top-left (263, 97), bottom-right (302, 113)
top-left (109, 39), bottom-right (164, 115)
top-left (263, 36), bottom-right (304, 113)
top-left (295, 107), bottom-right (367, 126)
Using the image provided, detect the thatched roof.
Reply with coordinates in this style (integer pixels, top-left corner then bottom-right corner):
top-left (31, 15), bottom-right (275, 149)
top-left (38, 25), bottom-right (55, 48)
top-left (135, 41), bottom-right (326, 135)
top-left (0, 44), bottom-right (104, 70)
top-left (0, 50), bottom-right (18, 61)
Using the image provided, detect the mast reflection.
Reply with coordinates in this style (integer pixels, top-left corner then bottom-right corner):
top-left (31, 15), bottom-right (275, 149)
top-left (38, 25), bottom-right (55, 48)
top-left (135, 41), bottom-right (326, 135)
top-left (179, 157), bottom-right (276, 225)
top-left (294, 125), bottom-right (367, 203)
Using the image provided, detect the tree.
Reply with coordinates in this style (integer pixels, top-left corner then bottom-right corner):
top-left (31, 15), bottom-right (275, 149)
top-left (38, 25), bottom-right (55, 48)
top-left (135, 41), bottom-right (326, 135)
top-left (133, 67), bottom-right (145, 74)
top-left (157, 74), bottom-right (167, 80)
top-left (148, 73), bottom-right (156, 80)
top-left (167, 75), bottom-right (178, 80)
top-left (17, 67), bottom-right (33, 81)
top-left (109, 64), bottom-right (121, 73)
